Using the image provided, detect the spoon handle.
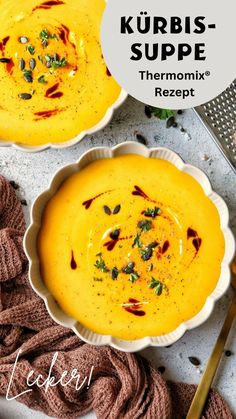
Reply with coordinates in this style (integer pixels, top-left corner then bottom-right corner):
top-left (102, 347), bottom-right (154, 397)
top-left (186, 294), bottom-right (236, 419)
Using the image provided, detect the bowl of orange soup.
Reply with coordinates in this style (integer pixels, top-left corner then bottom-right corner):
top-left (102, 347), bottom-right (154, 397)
top-left (24, 142), bottom-right (235, 351)
top-left (0, 0), bottom-right (126, 151)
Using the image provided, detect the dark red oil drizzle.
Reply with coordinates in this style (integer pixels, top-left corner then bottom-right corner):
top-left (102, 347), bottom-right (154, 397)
top-left (46, 83), bottom-right (59, 96)
top-left (157, 240), bottom-right (170, 259)
top-left (123, 298), bottom-right (146, 317)
top-left (187, 228), bottom-right (198, 239)
top-left (106, 67), bottom-right (111, 76)
top-left (33, 0), bottom-right (64, 11)
top-left (132, 185), bottom-right (156, 203)
top-left (82, 190), bottom-right (113, 209)
top-left (70, 251), bottom-right (77, 270)
top-left (45, 83), bottom-right (63, 99)
top-left (162, 240), bottom-right (170, 254)
top-left (187, 227), bottom-right (202, 254)
top-left (103, 235), bottom-right (132, 251)
top-left (34, 109), bottom-right (62, 120)
top-left (6, 58), bottom-right (14, 74)
top-left (58, 24), bottom-right (76, 52)
top-left (192, 238), bottom-right (202, 252)
top-left (0, 36), bottom-right (10, 53)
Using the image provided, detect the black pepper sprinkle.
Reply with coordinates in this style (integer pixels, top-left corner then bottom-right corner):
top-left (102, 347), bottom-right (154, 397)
top-left (177, 110), bottom-right (183, 115)
top-left (10, 181), bottom-right (19, 190)
top-left (188, 356), bottom-right (201, 366)
top-left (136, 133), bottom-right (147, 145)
top-left (181, 127), bottom-right (186, 133)
top-left (20, 199), bottom-right (27, 206)
top-left (225, 350), bottom-right (232, 357)
top-left (158, 366), bottom-right (166, 374)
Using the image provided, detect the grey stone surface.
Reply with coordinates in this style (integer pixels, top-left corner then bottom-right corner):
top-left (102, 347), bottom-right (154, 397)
top-left (0, 97), bottom-right (235, 418)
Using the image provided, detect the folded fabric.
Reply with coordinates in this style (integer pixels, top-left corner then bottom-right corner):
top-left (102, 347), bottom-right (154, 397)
top-left (0, 175), bottom-right (233, 419)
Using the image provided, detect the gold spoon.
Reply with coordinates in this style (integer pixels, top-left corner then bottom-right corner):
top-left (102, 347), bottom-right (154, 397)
top-left (186, 256), bottom-right (236, 419)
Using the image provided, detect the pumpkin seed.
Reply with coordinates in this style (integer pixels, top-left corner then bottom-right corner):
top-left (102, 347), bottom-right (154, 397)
top-left (113, 204), bottom-right (121, 214)
top-left (144, 105), bottom-right (152, 118)
top-left (9, 180), bottom-right (19, 190)
top-left (29, 58), bottom-right (36, 70)
top-left (136, 133), bottom-right (147, 145)
top-left (123, 262), bottom-right (135, 274)
top-left (18, 93), bottom-right (32, 100)
top-left (166, 116), bottom-right (176, 128)
top-left (188, 356), bottom-right (201, 366)
top-left (111, 267), bottom-right (119, 280)
top-left (19, 36), bottom-right (29, 44)
top-left (23, 71), bottom-right (33, 83)
top-left (19, 58), bottom-right (25, 70)
top-left (0, 58), bottom-right (11, 63)
top-left (110, 229), bottom-right (120, 240)
top-left (103, 205), bottom-right (111, 215)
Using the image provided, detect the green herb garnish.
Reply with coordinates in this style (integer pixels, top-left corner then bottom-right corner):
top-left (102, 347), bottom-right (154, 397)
top-left (146, 107), bottom-right (174, 120)
top-left (132, 232), bottom-right (142, 248)
top-left (144, 207), bottom-right (161, 218)
top-left (148, 278), bottom-right (164, 296)
top-left (52, 57), bottom-right (67, 68)
top-left (129, 272), bottom-right (140, 283)
top-left (111, 267), bottom-right (119, 280)
top-left (26, 44), bottom-right (35, 55)
top-left (94, 255), bottom-right (109, 273)
top-left (140, 247), bottom-right (153, 261)
top-left (40, 28), bottom-right (58, 46)
top-left (137, 219), bottom-right (152, 232)
top-left (44, 54), bottom-right (68, 69)
top-left (38, 75), bottom-right (47, 84)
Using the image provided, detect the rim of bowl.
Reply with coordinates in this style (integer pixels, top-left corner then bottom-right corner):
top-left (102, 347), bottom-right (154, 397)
top-left (0, 90), bottom-right (128, 152)
top-left (24, 142), bottom-right (235, 352)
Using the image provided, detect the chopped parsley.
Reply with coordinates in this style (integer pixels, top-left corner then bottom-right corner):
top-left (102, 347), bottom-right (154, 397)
top-left (26, 44), bottom-right (35, 55)
top-left (148, 278), bottom-right (164, 296)
top-left (40, 28), bottom-right (58, 46)
top-left (129, 272), bottom-right (140, 283)
top-left (132, 232), bottom-right (142, 248)
top-left (144, 207), bottom-right (161, 218)
top-left (38, 75), bottom-right (47, 84)
top-left (137, 219), bottom-right (152, 232)
top-left (94, 254), bottom-right (109, 273)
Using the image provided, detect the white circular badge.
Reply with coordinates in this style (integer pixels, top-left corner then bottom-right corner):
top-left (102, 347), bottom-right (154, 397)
top-left (101, 0), bottom-right (236, 109)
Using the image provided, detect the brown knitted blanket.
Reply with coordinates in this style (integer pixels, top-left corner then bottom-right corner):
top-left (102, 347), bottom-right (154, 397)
top-left (0, 174), bottom-right (233, 419)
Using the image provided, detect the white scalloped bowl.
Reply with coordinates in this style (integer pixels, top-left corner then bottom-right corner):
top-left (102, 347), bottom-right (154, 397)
top-left (24, 142), bottom-right (235, 352)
